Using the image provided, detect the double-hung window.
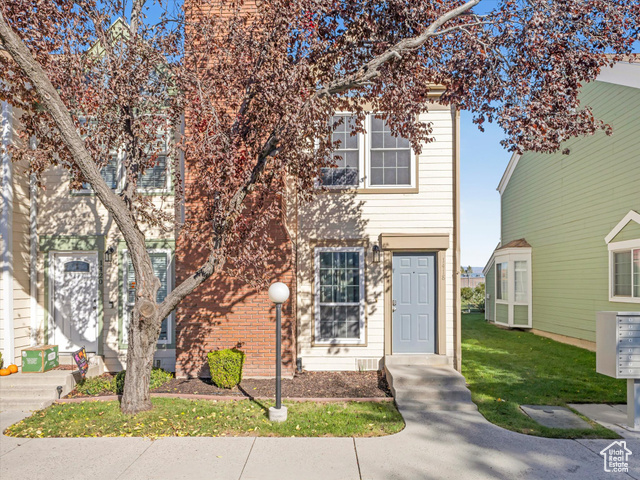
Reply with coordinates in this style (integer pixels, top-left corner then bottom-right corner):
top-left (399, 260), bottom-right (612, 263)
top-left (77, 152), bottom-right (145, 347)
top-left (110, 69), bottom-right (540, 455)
top-left (322, 115), bottom-right (361, 187)
top-left (138, 116), bottom-right (171, 192)
top-left (314, 247), bottom-right (365, 344)
top-left (74, 115), bottom-right (171, 194)
top-left (610, 246), bottom-right (640, 302)
top-left (321, 113), bottom-right (415, 190)
top-left (369, 116), bottom-right (412, 187)
top-left (122, 249), bottom-right (173, 345)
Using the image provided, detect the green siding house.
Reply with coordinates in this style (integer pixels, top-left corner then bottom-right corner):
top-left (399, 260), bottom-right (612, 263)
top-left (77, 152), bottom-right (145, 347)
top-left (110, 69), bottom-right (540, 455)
top-left (483, 62), bottom-right (640, 349)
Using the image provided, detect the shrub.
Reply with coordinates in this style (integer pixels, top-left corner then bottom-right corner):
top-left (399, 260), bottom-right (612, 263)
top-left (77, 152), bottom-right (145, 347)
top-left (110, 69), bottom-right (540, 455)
top-left (75, 375), bottom-right (116, 395)
top-left (114, 368), bottom-right (173, 394)
top-left (208, 348), bottom-right (245, 389)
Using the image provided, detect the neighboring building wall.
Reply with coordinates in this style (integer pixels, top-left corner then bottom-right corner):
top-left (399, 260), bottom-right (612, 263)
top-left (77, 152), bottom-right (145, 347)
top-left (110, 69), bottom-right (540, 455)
top-left (296, 106), bottom-right (456, 371)
top-left (11, 157), bottom-right (31, 364)
top-left (500, 80), bottom-right (640, 342)
top-left (36, 166), bottom-right (176, 371)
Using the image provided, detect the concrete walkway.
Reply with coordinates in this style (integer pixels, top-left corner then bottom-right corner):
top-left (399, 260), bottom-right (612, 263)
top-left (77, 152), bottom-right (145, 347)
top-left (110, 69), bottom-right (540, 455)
top-left (2, 376), bottom-right (639, 479)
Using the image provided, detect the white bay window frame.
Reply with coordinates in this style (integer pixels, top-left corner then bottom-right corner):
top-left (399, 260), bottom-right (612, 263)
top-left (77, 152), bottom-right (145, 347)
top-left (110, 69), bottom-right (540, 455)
top-left (494, 247), bottom-right (532, 328)
top-left (608, 238), bottom-right (640, 304)
top-left (313, 246), bottom-right (366, 345)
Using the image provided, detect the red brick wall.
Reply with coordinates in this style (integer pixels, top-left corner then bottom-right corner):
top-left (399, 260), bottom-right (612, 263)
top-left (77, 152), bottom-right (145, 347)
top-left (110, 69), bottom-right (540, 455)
top-left (177, 0), bottom-right (296, 379)
top-left (175, 200), bottom-right (297, 378)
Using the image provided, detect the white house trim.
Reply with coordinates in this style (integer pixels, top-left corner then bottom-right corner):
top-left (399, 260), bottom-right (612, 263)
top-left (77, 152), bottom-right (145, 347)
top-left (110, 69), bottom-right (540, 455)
top-left (597, 62), bottom-right (640, 90)
top-left (497, 153), bottom-right (520, 195)
top-left (1, 100), bottom-right (14, 361)
top-left (605, 210), bottom-right (640, 244)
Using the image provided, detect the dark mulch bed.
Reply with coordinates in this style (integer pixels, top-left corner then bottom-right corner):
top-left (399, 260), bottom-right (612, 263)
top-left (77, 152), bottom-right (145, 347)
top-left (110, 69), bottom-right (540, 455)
top-left (156, 371), bottom-right (392, 398)
top-left (67, 371), bottom-right (392, 399)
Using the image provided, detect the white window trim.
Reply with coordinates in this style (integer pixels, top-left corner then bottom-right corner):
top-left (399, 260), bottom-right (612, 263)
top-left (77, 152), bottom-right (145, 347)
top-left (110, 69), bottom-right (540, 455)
top-left (364, 114), bottom-right (416, 190)
top-left (314, 246), bottom-right (366, 345)
top-left (321, 112), bottom-right (365, 190)
top-left (493, 247), bottom-right (532, 327)
top-left (608, 238), bottom-right (640, 304)
top-left (319, 113), bottom-right (417, 190)
top-left (122, 248), bottom-right (174, 345)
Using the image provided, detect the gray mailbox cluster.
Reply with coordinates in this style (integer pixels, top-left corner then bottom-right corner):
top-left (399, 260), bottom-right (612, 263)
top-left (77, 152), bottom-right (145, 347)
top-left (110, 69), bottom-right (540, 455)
top-left (596, 311), bottom-right (640, 378)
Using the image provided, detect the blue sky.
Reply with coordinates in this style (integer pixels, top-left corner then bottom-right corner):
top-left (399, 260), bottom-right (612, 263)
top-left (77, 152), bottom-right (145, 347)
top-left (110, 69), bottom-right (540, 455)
top-left (459, 113), bottom-right (510, 268)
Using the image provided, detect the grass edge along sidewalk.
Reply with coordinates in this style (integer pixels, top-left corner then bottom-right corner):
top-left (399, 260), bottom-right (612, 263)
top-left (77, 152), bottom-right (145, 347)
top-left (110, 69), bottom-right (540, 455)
top-left (462, 313), bottom-right (624, 439)
top-left (4, 397), bottom-right (404, 438)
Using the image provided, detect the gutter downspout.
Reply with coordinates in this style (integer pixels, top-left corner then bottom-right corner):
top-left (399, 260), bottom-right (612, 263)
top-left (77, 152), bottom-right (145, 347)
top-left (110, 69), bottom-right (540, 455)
top-left (29, 171), bottom-right (38, 346)
top-left (453, 107), bottom-right (462, 372)
top-left (1, 100), bottom-right (14, 362)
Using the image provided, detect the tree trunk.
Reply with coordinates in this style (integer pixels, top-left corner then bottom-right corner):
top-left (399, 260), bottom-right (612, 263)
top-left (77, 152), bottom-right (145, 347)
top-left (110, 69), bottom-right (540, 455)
top-left (120, 290), bottom-right (162, 414)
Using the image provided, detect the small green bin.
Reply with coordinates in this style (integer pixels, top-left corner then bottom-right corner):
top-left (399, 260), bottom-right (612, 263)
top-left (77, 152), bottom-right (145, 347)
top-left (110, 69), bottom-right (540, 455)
top-left (22, 345), bottom-right (59, 373)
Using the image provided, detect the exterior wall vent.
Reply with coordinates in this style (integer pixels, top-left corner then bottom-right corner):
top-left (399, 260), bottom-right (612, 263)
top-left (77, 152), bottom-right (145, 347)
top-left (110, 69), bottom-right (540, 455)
top-left (356, 358), bottom-right (379, 371)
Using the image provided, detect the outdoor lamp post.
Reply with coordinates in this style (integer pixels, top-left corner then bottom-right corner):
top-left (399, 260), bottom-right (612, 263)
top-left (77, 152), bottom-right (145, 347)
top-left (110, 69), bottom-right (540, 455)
top-left (268, 281), bottom-right (290, 422)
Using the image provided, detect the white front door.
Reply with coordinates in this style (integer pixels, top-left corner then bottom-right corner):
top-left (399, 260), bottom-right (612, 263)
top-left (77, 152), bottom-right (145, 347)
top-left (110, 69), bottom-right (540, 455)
top-left (52, 252), bottom-right (99, 352)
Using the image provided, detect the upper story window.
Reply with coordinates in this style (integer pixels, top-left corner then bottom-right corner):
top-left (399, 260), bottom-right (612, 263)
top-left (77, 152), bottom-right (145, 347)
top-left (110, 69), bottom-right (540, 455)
top-left (321, 113), bottom-right (416, 190)
top-left (74, 115), bottom-right (171, 194)
top-left (369, 117), bottom-right (412, 187)
top-left (322, 115), bottom-right (360, 187)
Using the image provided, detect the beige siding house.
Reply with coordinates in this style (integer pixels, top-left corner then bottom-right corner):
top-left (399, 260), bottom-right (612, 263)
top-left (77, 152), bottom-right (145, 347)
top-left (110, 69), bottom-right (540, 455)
top-left (0, 99), bottom-right (177, 372)
top-left (296, 101), bottom-right (461, 371)
top-left (1, 95), bottom-right (460, 376)
top-left (1, 102), bottom-right (33, 366)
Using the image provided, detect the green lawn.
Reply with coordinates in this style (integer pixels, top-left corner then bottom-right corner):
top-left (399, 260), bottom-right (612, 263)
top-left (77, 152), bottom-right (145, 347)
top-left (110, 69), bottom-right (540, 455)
top-left (462, 313), bottom-right (625, 439)
top-left (4, 398), bottom-right (404, 438)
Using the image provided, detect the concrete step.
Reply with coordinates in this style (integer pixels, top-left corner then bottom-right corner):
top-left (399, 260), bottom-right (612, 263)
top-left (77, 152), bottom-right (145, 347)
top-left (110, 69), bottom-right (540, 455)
top-left (385, 354), bottom-right (450, 367)
top-left (394, 385), bottom-right (472, 403)
top-left (0, 370), bottom-right (75, 387)
top-left (385, 365), bottom-right (467, 388)
top-left (0, 385), bottom-right (61, 399)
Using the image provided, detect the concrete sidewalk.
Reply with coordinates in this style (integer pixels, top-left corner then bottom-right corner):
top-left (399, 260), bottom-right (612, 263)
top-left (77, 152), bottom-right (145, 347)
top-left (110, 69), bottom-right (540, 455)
top-left (2, 400), bottom-right (639, 479)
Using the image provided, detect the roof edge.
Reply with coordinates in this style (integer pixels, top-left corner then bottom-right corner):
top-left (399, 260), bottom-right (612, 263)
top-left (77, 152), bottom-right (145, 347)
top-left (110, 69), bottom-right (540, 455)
top-left (497, 152), bottom-right (521, 195)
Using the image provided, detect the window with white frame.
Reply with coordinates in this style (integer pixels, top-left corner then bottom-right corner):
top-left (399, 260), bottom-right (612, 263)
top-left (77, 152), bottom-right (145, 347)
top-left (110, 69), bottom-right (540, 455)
top-left (369, 116), bottom-right (412, 186)
top-left (314, 247), bottom-right (365, 344)
top-left (321, 115), bottom-right (360, 187)
top-left (321, 113), bottom-right (415, 189)
top-left (496, 262), bottom-right (508, 301)
top-left (514, 260), bottom-right (528, 302)
top-left (493, 249), bottom-right (532, 327)
top-left (122, 250), bottom-right (173, 345)
top-left (610, 246), bottom-right (640, 301)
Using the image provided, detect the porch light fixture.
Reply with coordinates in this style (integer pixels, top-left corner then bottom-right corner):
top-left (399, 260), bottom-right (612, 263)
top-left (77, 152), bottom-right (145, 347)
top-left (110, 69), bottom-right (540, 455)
top-left (104, 246), bottom-right (115, 262)
top-left (268, 282), bottom-right (290, 422)
top-left (372, 244), bottom-right (381, 263)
